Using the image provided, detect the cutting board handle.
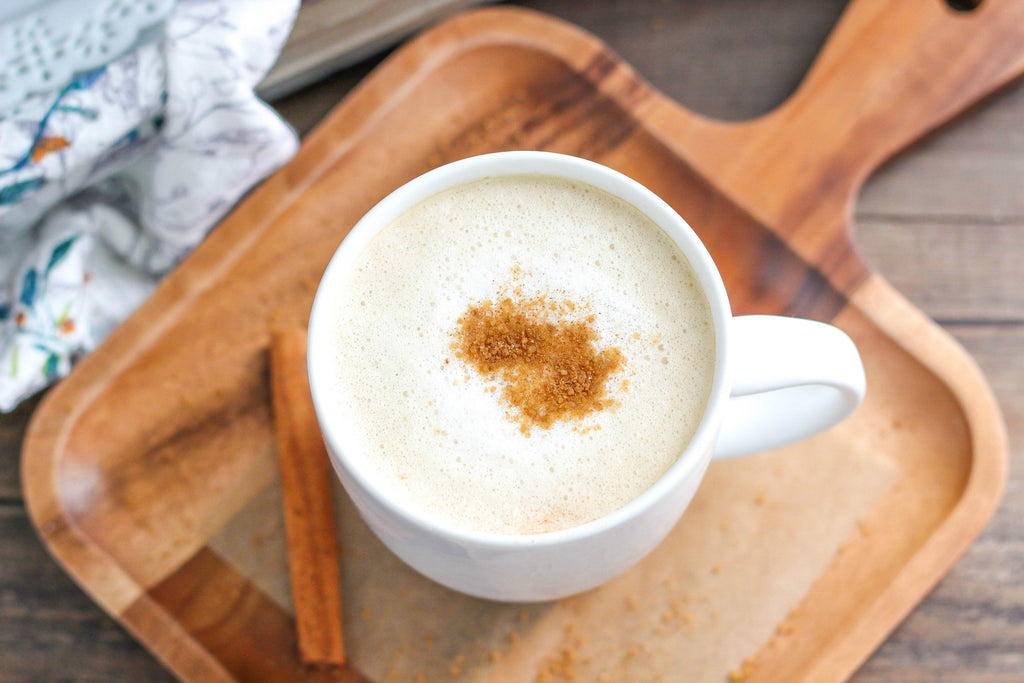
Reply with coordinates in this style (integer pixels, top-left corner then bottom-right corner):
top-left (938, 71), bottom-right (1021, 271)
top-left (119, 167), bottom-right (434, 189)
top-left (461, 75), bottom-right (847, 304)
top-left (657, 0), bottom-right (1024, 289)
top-left (782, 0), bottom-right (1024, 178)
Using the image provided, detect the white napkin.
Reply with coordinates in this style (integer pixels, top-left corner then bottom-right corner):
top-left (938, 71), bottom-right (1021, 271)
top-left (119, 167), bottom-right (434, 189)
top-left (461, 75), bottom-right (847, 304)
top-left (0, 0), bottom-right (301, 411)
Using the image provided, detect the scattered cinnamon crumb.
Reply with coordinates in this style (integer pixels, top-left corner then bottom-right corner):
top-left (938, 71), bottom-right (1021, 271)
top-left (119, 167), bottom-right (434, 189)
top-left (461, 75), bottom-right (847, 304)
top-left (454, 295), bottom-right (624, 433)
top-left (535, 646), bottom-right (579, 682)
top-left (449, 653), bottom-right (466, 677)
top-left (534, 622), bottom-right (589, 682)
top-left (728, 657), bottom-right (757, 682)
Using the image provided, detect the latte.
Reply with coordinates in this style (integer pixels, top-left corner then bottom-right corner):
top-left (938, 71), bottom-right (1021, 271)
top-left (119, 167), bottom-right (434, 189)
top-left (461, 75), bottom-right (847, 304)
top-left (317, 174), bottom-right (715, 535)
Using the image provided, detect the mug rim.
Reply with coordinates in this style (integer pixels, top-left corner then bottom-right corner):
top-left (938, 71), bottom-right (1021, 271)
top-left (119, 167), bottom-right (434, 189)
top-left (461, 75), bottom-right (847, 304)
top-left (307, 151), bottom-right (733, 549)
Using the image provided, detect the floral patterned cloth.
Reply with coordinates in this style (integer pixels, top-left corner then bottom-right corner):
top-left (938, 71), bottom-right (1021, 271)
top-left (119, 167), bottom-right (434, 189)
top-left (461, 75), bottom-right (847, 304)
top-left (0, 0), bottom-right (300, 411)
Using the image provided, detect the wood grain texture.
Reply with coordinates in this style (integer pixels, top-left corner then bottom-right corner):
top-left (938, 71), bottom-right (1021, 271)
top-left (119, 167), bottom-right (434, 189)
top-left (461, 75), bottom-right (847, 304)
top-left (133, 548), bottom-right (366, 683)
top-left (4, 0), bottom-right (1023, 681)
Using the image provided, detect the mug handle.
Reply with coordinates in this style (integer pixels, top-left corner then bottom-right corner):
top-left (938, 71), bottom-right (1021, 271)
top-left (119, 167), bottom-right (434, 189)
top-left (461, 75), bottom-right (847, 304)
top-left (712, 315), bottom-right (866, 460)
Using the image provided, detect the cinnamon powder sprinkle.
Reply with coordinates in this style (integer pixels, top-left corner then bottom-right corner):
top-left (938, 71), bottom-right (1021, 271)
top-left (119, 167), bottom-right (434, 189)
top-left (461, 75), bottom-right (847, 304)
top-left (453, 296), bottom-right (624, 433)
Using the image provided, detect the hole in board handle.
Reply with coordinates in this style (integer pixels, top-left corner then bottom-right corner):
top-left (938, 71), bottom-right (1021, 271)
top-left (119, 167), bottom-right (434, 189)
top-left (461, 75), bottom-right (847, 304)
top-left (945, 0), bottom-right (983, 11)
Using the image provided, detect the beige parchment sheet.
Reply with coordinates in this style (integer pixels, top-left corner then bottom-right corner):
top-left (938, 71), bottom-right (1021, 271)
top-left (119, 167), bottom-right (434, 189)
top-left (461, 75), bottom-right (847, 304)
top-left (210, 416), bottom-right (895, 683)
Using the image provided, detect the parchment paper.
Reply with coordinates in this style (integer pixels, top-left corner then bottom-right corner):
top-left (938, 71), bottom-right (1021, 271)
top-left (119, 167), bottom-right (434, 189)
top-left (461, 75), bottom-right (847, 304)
top-left (210, 417), bottom-right (895, 682)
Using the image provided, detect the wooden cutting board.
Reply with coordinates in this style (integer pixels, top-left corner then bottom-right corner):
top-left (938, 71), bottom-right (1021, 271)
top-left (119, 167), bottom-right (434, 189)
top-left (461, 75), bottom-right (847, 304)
top-left (21, 1), bottom-right (1023, 681)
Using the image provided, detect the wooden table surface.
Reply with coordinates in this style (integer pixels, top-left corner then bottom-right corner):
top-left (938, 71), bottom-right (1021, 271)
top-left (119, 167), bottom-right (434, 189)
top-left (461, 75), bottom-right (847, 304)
top-left (2, 1), bottom-right (1022, 681)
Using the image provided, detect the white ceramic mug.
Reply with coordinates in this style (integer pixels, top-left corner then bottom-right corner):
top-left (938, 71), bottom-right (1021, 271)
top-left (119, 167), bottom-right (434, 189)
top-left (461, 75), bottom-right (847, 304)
top-left (307, 151), bottom-right (865, 602)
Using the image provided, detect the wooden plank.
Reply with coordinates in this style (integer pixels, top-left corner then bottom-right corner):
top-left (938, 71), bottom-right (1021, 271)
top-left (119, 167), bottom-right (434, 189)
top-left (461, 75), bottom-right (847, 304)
top-left (855, 218), bottom-right (1024, 322)
top-left (858, 78), bottom-right (1024, 220)
top-left (517, 0), bottom-right (849, 122)
top-left (0, 505), bottom-right (175, 683)
top-left (954, 325), bottom-right (1024, 427)
top-left (0, 394), bottom-right (40, 501)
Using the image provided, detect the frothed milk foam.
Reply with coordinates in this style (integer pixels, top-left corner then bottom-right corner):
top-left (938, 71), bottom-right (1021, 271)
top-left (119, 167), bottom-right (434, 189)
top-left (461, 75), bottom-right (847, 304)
top-left (320, 175), bottom-right (715, 535)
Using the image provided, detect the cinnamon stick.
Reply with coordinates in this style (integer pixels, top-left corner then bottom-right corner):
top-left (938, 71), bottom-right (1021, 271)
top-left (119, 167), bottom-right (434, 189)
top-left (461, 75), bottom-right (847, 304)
top-left (270, 327), bottom-right (346, 666)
